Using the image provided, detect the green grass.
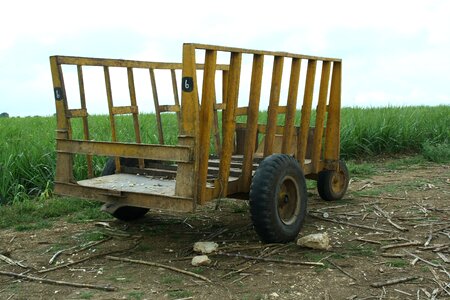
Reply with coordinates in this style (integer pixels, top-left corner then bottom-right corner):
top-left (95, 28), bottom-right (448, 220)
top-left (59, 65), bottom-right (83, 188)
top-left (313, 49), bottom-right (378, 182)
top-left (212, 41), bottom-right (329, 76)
top-left (0, 106), bottom-right (448, 206)
top-left (0, 197), bottom-right (109, 230)
top-left (167, 290), bottom-right (192, 299)
top-left (385, 259), bottom-right (408, 268)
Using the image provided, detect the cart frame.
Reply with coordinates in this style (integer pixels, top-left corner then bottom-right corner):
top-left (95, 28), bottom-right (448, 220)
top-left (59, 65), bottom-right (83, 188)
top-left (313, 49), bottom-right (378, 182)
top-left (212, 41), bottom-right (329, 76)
top-left (50, 43), bottom-right (343, 215)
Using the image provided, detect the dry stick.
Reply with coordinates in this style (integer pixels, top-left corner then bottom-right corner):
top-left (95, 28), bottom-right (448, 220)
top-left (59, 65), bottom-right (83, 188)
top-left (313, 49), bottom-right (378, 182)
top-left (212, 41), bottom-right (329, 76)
top-left (69, 237), bottom-right (113, 255)
top-left (424, 232), bottom-right (433, 247)
top-left (370, 276), bottom-right (419, 288)
top-left (381, 253), bottom-right (405, 258)
top-left (373, 205), bottom-right (408, 231)
top-left (48, 250), bottom-right (65, 265)
top-left (0, 270), bottom-right (116, 291)
top-left (403, 250), bottom-right (441, 268)
top-left (354, 237), bottom-right (382, 245)
top-left (428, 267), bottom-right (450, 297)
top-left (216, 252), bottom-right (324, 266)
top-left (38, 241), bottom-right (140, 274)
top-left (359, 194), bottom-right (406, 200)
top-left (0, 254), bottom-right (28, 269)
top-left (381, 241), bottom-right (421, 251)
top-left (432, 224), bottom-right (450, 233)
top-left (326, 259), bottom-right (358, 281)
top-left (309, 214), bottom-right (396, 233)
top-left (48, 237), bottom-right (113, 265)
top-left (220, 264), bottom-right (253, 279)
top-left (259, 244), bottom-right (291, 258)
top-left (106, 256), bottom-right (212, 283)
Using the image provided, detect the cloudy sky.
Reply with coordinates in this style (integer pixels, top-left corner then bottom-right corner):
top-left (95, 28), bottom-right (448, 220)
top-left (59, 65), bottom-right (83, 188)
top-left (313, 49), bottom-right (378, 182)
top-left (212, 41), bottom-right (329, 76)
top-left (1, 0), bottom-right (449, 117)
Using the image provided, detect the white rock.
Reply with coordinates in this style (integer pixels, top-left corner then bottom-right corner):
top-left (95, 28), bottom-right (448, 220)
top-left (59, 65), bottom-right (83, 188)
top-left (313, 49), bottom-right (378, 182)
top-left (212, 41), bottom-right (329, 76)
top-left (296, 232), bottom-right (331, 250)
top-left (193, 241), bottom-right (218, 254)
top-left (191, 255), bottom-right (211, 266)
top-left (270, 292), bottom-right (280, 298)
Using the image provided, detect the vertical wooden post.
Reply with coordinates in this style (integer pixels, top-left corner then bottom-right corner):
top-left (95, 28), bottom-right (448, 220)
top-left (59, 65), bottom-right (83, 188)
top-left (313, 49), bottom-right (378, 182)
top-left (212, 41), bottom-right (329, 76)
top-left (150, 69), bottom-right (164, 144)
top-left (175, 44), bottom-right (199, 201)
top-left (311, 61), bottom-right (331, 173)
top-left (264, 56), bottom-right (284, 157)
top-left (240, 54), bottom-right (264, 191)
top-left (170, 69), bottom-right (181, 125)
top-left (50, 56), bottom-right (74, 183)
top-left (77, 65), bottom-right (93, 178)
top-left (197, 50), bottom-right (217, 204)
top-left (297, 59), bottom-right (317, 168)
top-left (282, 58), bottom-right (301, 154)
top-left (103, 66), bottom-right (120, 172)
top-left (128, 67), bottom-right (144, 169)
top-left (218, 52), bottom-right (242, 194)
top-left (324, 61), bottom-right (342, 163)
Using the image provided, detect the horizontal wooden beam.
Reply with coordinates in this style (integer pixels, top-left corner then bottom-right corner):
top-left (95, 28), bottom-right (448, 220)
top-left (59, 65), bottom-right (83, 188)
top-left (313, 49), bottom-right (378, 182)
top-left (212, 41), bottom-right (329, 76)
top-left (66, 108), bottom-right (87, 118)
top-left (187, 43), bottom-right (341, 62)
top-left (56, 139), bottom-right (193, 163)
top-left (159, 105), bottom-right (180, 113)
top-left (111, 105), bottom-right (138, 115)
top-left (54, 182), bottom-right (194, 212)
top-left (53, 56), bottom-right (229, 70)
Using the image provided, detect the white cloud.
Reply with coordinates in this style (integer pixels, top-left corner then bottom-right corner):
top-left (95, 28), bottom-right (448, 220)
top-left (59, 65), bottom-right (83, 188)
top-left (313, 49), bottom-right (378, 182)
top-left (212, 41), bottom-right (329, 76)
top-left (1, 0), bottom-right (450, 116)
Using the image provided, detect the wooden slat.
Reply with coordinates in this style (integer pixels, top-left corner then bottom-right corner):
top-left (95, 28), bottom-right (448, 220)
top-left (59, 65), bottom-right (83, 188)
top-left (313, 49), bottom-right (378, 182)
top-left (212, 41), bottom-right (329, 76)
top-left (127, 67), bottom-right (144, 169)
top-left (76, 65), bottom-right (93, 178)
top-left (297, 60), bottom-right (317, 168)
top-left (111, 105), bottom-right (139, 115)
top-left (218, 52), bottom-right (242, 195)
top-left (66, 108), bottom-right (88, 118)
top-left (175, 44), bottom-right (199, 199)
top-left (56, 139), bottom-right (192, 163)
top-left (55, 182), bottom-right (194, 212)
top-left (221, 70), bottom-right (229, 132)
top-left (212, 91), bottom-right (221, 155)
top-left (241, 54), bottom-right (264, 191)
top-left (264, 56), bottom-right (284, 157)
top-left (170, 69), bottom-right (181, 124)
top-left (277, 106), bottom-right (288, 114)
top-left (187, 43), bottom-right (341, 62)
top-left (324, 62), bottom-right (342, 162)
top-left (311, 61), bottom-right (331, 172)
top-left (282, 58), bottom-right (301, 154)
top-left (235, 107), bottom-right (248, 116)
top-left (159, 105), bottom-right (180, 112)
top-left (54, 56), bottom-right (229, 70)
top-left (103, 66), bottom-right (120, 173)
top-left (197, 50), bottom-right (217, 204)
top-left (149, 68), bottom-right (164, 144)
top-left (51, 57), bottom-right (74, 183)
top-left (215, 103), bottom-right (226, 110)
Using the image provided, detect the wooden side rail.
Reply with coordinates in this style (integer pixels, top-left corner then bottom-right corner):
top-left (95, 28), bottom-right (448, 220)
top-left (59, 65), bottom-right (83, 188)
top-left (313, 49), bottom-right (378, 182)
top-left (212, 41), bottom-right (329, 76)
top-left (56, 139), bottom-right (193, 163)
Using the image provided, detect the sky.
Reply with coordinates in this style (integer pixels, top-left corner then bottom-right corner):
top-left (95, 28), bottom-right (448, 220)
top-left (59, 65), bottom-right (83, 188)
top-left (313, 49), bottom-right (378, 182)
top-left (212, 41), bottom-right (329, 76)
top-left (0, 0), bottom-right (449, 117)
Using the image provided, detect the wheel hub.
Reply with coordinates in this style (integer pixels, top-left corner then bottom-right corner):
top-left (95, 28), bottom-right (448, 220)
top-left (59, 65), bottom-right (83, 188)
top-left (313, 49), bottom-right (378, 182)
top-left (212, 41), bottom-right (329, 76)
top-left (277, 176), bottom-right (301, 225)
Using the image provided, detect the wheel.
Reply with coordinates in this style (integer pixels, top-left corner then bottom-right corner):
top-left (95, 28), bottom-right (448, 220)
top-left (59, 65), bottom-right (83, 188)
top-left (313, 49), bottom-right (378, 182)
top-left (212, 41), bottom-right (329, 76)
top-left (101, 157), bottom-right (149, 221)
top-left (317, 161), bottom-right (349, 201)
top-left (249, 154), bottom-right (308, 243)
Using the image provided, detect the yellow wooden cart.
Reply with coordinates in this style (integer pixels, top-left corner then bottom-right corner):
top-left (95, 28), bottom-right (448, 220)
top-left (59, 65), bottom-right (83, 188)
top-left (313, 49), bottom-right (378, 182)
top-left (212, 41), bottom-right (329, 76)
top-left (50, 43), bottom-right (349, 243)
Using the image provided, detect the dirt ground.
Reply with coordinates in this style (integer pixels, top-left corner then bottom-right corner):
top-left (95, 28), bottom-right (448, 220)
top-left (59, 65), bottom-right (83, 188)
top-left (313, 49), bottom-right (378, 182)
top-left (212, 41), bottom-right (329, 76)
top-left (1, 158), bottom-right (449, 300)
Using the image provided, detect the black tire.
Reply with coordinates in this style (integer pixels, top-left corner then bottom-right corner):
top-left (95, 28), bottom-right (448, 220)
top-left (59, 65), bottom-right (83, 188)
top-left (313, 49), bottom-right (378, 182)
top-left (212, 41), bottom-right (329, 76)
top-left (249, 154), bottom-right (308, 243)
top-left (317, 161), bottom-right (349, 201)
top-left (102, 158), bottom-right (149, 221)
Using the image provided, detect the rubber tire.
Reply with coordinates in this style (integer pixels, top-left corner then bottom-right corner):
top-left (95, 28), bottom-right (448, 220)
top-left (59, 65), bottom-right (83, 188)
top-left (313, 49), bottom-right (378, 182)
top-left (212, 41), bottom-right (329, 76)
top-left (249, 154), bottom-right (308, 243)
top-left (102, 158), bottom-right (149, 221)
top-left (317, 161), bottom-right (349, 201)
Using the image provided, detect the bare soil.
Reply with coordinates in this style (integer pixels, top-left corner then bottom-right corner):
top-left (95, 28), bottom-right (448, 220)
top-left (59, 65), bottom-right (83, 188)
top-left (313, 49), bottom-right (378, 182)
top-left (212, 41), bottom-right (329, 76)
top-left (1, 158), bottom-right (449, 300)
